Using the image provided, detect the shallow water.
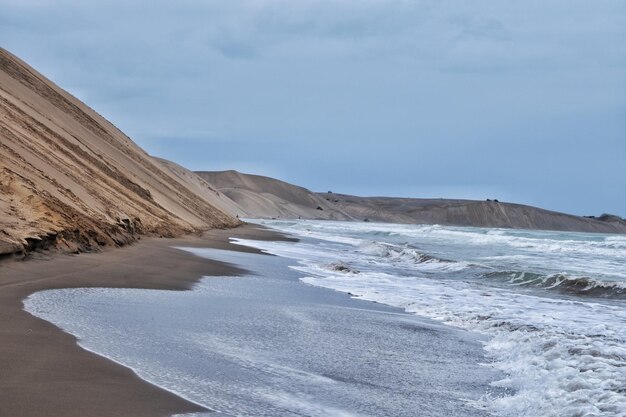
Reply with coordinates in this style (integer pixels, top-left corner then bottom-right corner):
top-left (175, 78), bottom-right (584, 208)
top-left (25, 245), bottom-right (498, 417)
top-left (234, 220), bottom-right (626, 417)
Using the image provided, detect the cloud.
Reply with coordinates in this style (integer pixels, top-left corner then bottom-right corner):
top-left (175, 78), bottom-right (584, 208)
top-left (0, 0), bottom-right (624, 215)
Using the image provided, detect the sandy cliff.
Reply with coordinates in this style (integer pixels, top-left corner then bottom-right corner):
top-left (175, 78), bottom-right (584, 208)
top-left (0, 48), bottom-right (238, 258)
top-left (200, 170), bottom-right (626, 234)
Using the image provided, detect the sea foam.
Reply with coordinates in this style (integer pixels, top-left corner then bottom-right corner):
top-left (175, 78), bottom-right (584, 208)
top-left (237, 219), bottom-right (626, 417)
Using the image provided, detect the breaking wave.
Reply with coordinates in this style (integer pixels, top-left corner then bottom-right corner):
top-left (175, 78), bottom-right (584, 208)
top-left (483, 271), bottom-right (626, 298)
top-left (356, 241), bottom-right (441, 263)
top-left (241, 219), bottom-right (626, 417)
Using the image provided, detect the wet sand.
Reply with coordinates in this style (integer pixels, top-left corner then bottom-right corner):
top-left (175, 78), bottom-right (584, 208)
top-left (0, 224), bottom-right (290, 417)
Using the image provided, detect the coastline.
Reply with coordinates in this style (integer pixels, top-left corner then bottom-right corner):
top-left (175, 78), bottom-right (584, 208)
top-left (23, 224), bottom-right (500, 416)
top-left (0, 224), bottom-right (291, 417)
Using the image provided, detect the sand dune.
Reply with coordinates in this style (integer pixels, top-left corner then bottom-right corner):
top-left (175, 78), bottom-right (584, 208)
top-left (326, 194), bottom-right (626, 233)
top-left (200, 170), bottom-right (626, 234)
top-left (0, 48), bottom-right (238, 257)
top-left (197, 170), bottom-right (354, 221)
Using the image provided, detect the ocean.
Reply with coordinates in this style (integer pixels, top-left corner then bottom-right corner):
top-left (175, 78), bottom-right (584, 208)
top-left (25, 219), bottom-right (626, 417)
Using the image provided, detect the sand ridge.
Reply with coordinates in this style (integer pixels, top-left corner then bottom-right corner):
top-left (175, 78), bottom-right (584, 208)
top-left (197, 170), bottom-right (355, 221)
top-left (199, 170), bottom-right (626, 234)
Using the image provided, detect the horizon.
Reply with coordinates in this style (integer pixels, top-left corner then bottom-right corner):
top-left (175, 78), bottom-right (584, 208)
top-left (1, 1), bottom-right (624, 216)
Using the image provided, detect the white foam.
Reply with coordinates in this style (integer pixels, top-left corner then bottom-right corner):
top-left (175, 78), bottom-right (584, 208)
top-left (249, 219), bottom-right (626, 281)
top-left (240, 220), bottom-right (626, 417)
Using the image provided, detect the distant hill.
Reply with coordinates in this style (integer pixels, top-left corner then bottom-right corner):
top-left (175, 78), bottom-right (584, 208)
top-left (196, 170), bottom-right (354, 221)
top-left (0, 48), bottom-right (238, 258)
top-left (198, 170), bottom-right (626, 234)
top-left (323, 194), bottom-right (626, 233)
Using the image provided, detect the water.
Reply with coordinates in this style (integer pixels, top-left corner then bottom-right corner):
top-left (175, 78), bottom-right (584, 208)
top-left (23, 220), bottom-right (626, 416)
top-left (232, 220), bottom-right (626, 417)
top-left (24, 243), bottom-right (498, 417)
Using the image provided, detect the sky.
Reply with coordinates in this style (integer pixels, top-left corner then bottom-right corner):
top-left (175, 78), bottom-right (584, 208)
top-left (1, 0), bottom-right (625, 216)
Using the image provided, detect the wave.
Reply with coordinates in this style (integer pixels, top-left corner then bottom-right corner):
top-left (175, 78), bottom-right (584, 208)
top-left (356, 240), bottom-right (440, 263)
top-left (355, 241), bottom-right (473, 273)
top-left (483, 271), bottom-right (626, 297)
top-left (240, 220), bottom-right (626, 417)
top-left (327, 262), bottom-right (360, 274)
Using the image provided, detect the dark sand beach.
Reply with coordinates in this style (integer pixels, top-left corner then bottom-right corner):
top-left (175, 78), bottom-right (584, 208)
top-left (0, 224), bottom-right (288, 417)
top-left (1, 222), bottom-right (500, 417)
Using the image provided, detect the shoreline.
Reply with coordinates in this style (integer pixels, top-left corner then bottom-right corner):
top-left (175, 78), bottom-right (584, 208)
top-left (24, 227), bottom-right (499, 416)
top-left (0, 223), bottom-right (292, 417)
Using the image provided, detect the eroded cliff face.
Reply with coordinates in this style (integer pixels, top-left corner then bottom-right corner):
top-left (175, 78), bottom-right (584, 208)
top-left (0, 48), bottom-right (239, 258)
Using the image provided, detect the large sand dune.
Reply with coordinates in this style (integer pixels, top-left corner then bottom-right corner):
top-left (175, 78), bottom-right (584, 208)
top-left (200, 170), bottom-right (626, 234)
top-left (0, 48), bottom-right (238, 257)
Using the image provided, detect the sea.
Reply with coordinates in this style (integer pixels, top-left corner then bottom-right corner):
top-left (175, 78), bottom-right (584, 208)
top-left (24, 219), bottom-right (626, 417)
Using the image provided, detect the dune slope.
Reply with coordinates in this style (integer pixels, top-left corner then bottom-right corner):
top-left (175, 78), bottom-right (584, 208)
top-left (200, 170), bottom-right (626, 234)
top-left (326, 194), bottom-right (626, 234)
top-left (0, 48), bottom-right (238, 257)
top-left (197, 170), bottom-right (354, 221)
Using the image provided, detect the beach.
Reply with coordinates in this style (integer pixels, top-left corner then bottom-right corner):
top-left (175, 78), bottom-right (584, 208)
top-left (0, 224), bottom-right (287, 417)
top-left (6, 219), bottom-right (623, 416)
top-left (1, 222), bottom-right (502, 417)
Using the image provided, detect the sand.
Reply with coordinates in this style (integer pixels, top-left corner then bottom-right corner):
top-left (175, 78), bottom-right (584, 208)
top-left (0, 223), bottom-right (291, 417)
top-left (0, 47), bottom-right (238, 258)
top-left (198, 170), bottom-right (626, 234)
top-left (196, 170), bottom-right (355, 221)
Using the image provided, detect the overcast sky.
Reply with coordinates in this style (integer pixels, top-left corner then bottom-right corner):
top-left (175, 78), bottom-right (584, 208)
top-left (1, 0), bottom-right (625, 216)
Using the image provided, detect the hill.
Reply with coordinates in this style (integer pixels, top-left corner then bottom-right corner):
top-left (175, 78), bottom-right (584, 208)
top-left (324, 194), bottom-right (626, 233)
top-left (196, 170), bottom-right (354, 221)
top-left (199, 170), bottom-right (626, 234)
top-left (0, 48), bottom-right (238, 258)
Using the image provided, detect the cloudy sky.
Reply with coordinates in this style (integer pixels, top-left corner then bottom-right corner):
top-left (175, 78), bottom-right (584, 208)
top-left (2, 0), bottom-right (625, 216)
